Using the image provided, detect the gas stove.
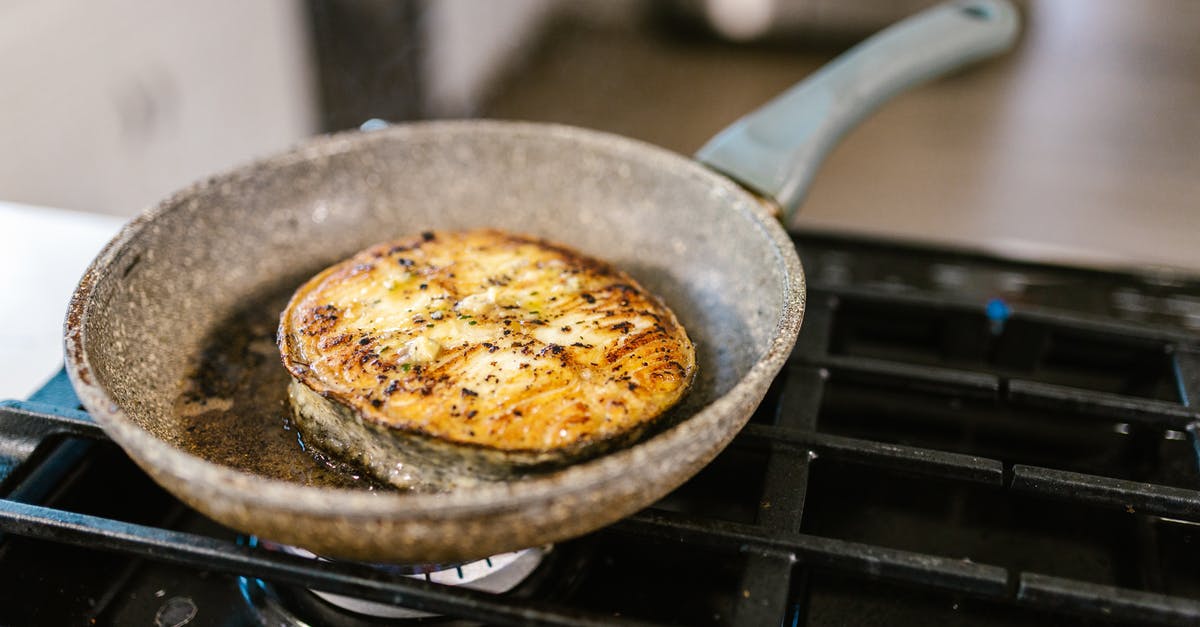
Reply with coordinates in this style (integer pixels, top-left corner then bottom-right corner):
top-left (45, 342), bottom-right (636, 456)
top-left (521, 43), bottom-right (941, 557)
top-left (2, 232), bottom-right (1199, 625)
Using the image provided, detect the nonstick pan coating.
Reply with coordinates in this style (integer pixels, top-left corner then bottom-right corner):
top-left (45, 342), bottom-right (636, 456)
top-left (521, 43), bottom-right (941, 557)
top-left (66, 122), bottom-right (804, 561)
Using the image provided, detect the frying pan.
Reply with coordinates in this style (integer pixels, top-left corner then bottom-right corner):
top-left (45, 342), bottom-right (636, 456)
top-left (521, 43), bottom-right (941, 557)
top-left (64, 1), bottom-right (1017, 562)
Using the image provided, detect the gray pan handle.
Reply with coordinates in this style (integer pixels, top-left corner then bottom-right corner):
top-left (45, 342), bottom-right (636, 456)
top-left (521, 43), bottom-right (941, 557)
top-left (695, 0), bottom-right (1019, 223)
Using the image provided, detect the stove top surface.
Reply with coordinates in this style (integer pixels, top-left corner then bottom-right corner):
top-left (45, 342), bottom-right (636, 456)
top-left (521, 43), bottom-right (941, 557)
top-left (2, 232), bottom-right (1200, 626)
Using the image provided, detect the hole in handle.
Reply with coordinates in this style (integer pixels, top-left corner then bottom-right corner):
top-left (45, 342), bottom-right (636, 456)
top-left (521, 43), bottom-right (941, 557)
top-left (960, 3), bottom-right (993, 20)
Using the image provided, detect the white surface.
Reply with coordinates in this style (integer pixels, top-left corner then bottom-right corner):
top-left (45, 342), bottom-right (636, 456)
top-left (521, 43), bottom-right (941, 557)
top-left (0, 202), bottom-right (125, 399)
top-left (0, 0), bottom-right (316, 216)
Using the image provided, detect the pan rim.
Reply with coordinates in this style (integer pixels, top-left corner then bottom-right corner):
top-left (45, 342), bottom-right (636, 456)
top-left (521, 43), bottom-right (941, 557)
top-left (63, 119), bottom-right (805, 520)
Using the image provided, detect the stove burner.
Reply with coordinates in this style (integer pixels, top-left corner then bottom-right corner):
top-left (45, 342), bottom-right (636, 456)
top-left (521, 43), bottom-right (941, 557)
top-left (241, 538), bottom-right (548, 621)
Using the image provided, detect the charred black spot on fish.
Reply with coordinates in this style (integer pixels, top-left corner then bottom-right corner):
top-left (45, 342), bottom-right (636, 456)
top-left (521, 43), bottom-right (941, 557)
top-left (538, 344), bottom-right (566, 358)
top-left (313, 333), bottom-right (350, 350)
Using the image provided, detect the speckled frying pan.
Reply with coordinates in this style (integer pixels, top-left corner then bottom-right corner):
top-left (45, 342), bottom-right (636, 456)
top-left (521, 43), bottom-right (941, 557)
top-left (64, 2), bottom-right (1017, 562)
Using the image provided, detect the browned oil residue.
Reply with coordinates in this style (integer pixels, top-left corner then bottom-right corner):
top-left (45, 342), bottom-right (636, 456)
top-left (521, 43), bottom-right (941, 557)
top-left (174, 288), bottom-right (385, 491)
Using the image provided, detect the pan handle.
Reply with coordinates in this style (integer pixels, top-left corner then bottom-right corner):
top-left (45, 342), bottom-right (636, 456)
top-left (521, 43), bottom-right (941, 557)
top-left (694, 0), bottom-right (1019, 223)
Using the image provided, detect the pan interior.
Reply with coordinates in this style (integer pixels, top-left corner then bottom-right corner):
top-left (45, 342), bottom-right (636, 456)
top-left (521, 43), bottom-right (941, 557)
top-left (79, 121), bottom-right (794, 488)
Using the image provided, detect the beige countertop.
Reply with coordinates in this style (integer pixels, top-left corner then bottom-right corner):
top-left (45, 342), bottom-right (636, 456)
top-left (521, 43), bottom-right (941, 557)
top-left (486, 0), bottom-right (1199, 274)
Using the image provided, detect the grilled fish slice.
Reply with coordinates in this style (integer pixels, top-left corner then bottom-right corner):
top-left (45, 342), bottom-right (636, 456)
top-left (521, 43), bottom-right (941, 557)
top-left (278, 229), bottom-right (696, 489)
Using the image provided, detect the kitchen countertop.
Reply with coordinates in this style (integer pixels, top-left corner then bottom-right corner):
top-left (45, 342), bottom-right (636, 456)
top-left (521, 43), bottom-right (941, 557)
top-left (0, 202), bottom-right (124, 399)
top-left (485, 0), bottom-right (1199, 274)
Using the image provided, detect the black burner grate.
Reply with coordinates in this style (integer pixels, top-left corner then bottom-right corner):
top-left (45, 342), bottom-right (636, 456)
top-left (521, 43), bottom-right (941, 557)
top-left (2, 233), bottom-right (1200, 626)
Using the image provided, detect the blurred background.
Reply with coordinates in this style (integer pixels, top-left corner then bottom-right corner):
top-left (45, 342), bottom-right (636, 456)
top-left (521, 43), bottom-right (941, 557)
top-left (1, 0), bottom-right (1198, 396)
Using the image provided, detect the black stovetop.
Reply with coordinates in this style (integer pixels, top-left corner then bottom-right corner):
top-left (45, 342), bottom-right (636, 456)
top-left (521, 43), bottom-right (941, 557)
top-left (3, 232), bottom-right (1200, 626)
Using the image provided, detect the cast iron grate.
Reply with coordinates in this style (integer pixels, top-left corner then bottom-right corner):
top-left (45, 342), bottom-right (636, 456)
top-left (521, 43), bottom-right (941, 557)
top-left (2, 233), bottom-right (1200, 625)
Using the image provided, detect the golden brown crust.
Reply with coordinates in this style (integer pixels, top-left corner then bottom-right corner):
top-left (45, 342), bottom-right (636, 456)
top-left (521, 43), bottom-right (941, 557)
top-left (279, 229), bottom-right (696, 455)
